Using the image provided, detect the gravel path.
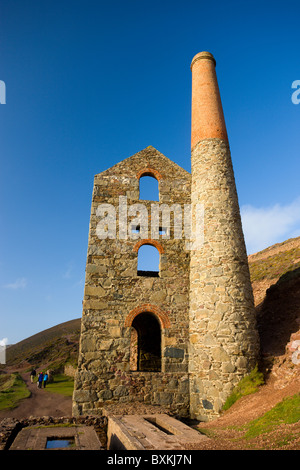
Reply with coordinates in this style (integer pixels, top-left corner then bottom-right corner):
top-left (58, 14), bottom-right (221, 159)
top-left (0, 372), bottom-right (72, 419)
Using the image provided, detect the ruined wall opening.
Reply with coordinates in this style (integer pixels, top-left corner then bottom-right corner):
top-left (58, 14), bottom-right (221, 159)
top-left (131, 312), bottom-right (161, 372)
top-left (137, 244), bottom-right (160, 277)
top-left (139, 175), bottom-right (159, 201)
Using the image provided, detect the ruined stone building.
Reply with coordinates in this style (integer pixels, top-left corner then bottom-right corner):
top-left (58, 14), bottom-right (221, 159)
top-left (73, 52), bottom-right (259, 421)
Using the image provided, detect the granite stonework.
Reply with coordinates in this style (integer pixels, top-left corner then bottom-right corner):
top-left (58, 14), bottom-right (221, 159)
top-left (73, 147), bottom-right (192, 417)
top-left (189, 138), bottom-right (259, 420)
top-left (73, 52), bottom-right (259, 421)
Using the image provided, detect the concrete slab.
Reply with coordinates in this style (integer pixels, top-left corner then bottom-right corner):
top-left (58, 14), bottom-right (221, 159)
top-left (107, 414), bottom-right (208, 450)
top-left (9, 425), bottom-right (102, 450)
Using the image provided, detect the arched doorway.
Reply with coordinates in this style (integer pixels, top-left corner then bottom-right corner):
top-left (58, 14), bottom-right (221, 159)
top-left (131, 312), bottom-right (161, 372)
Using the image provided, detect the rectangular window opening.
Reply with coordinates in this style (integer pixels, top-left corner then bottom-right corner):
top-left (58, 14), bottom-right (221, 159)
top-left (131, 225), bottom-right (167, 237)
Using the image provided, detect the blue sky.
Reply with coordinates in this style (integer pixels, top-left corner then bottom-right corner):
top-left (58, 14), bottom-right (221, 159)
top-left (0, 0), bottom-right (299, 344)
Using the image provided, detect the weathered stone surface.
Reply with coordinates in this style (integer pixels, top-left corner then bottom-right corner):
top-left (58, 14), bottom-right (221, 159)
top-left (9, 425), bottom-right (102, 450)
top-left (73, 147), bottom-right (191, 418)
top-left (73, 390), bottom-right (97, 403)
top-left (106, 414), bottom-right (209, 450)
top-left (188, 138), bottom-right (259, 420)
top-left (164, 347), bottom-right (184, 359)
top-left (0, 416), bottom-right (107, 451)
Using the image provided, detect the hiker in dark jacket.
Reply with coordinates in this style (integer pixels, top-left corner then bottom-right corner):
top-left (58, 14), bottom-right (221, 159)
top-left (38, 372), bottom-right (44, 389)
top-left (30, 369), bottom-right (36, 383)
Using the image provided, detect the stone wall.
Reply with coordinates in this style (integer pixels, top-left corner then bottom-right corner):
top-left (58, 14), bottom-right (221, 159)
top-left (73, 146), bottom-right (191, 417)
top-left (189, 138), bottom-right (259, 420)
top-left (64, 364), bottom-right (77, 377)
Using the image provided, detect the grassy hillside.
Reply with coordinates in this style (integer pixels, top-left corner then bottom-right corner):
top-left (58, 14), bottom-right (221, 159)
top-left (4, 318), bottom-right (81, 372)
top-left (249, 239), bottom-right (300, 283)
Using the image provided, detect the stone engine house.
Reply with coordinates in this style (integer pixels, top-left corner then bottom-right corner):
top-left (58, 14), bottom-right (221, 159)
top-left (73, 52), bottom-right (259, 421)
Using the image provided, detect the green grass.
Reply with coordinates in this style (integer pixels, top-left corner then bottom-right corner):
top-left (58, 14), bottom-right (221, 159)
top-left (0, 373), bottom-right (31, 410)
top-left (0, 373), bottom-right (15, 392)
top-left (244, 394), bottom-right (300, 439)
top-left (249, 246), bottom-right (300, 282)
top-left (222, 365), bottom-right (264, 411)
top-left (44, 374), bottom-right (74, 397)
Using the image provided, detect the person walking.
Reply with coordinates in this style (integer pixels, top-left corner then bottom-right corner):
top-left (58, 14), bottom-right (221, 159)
top-left (43, 372), bottom-right (48, 388)
top-left (30, 368), bottom-right (36, 383)
top-left (38, 372), bottom-right (44, 389)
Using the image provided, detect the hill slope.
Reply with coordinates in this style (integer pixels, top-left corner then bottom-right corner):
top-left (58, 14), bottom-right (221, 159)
top-left (249, 236), bottom-right (300, 355)
top-left (249, 235), bottom-right (300, 306)
top-left (248, 236), bottom-right (300, 394)
top-left (4, 318), bottom-right (81, 371)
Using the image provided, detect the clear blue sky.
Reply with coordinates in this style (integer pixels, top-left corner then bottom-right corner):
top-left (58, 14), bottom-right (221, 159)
top-left (1, 0), bottom-right (299, 344)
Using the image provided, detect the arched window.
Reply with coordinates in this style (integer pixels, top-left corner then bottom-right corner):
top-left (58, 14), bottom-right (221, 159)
top-left (139, 175), bottom-right (159, 201)
top-left (130, 312), bottom-right (161, 372)
top-left (137, 244), bottom-right (159, 277)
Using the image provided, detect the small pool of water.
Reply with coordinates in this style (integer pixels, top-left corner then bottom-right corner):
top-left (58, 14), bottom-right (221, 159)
top-left (46, 437), bottom-right (75, 449)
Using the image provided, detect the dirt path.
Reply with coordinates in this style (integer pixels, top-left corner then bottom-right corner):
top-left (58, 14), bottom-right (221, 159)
top-left (0, 372), bottom-right (72, 419)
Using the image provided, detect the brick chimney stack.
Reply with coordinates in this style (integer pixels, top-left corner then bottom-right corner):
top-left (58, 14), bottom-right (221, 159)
top-left (189, 52), bottom-right (259, 421)
top-left (190, 51), bottom-right (227, 147)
